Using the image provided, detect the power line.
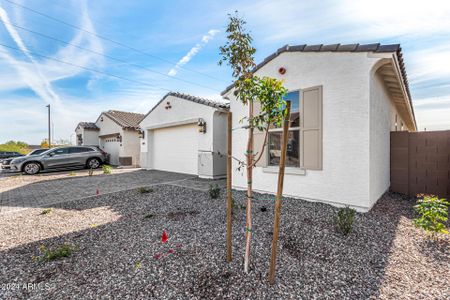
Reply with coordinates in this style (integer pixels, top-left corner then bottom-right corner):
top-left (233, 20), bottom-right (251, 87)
top-left (0, 42), bottom-right (174, 93)
top-left (2, 0), bottom-right (225, 83)
top-left (0, 19), bottom-right (221, 93)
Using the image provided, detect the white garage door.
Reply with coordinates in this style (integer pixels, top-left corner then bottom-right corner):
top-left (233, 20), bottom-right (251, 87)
top-left (101, 136), bottom-right (120, 165)
top-left (152, 124), bottom-right (198, 175)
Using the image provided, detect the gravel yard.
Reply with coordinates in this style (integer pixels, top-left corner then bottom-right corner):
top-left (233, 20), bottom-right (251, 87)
top-left (0, 184), bottom-right (448, 299)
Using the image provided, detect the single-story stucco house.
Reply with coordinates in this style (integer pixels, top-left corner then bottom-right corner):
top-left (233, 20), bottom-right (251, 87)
top-left (222, 43), bottom-right (417, 212)
top-left (75, 110), bottom-right (144, 166)
top-left (75, 122), bottom-right (100, 146)
top-left (139, 92), bottom-right (229, 178)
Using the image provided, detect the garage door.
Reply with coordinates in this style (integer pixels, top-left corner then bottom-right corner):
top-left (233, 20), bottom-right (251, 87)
top-left (152, 124), bottom-right (198, 175)
top-left (101, 137), bottom-right (120, 165)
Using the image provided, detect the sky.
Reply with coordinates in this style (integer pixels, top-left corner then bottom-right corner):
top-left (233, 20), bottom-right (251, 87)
top-left (0, 0), bottom-right (449, 144)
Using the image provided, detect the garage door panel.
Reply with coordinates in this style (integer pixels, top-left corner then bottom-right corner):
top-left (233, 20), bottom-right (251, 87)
top-left (152, 124), bottom-right (198, 175)
top-left (101, 136), bottom-right (120, 165)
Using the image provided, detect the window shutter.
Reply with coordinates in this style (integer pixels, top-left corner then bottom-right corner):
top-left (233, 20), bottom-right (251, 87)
top-left (252, 102), bottom-right (268, 167)
top-left (301, 86), bottom-right (323, 170)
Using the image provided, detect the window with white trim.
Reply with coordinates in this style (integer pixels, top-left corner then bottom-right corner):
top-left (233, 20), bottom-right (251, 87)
top-left (268, 90), bottom-right (300, 167)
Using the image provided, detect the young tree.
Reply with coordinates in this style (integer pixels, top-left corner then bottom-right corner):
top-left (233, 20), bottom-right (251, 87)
top-left (219, 12), bottom-right (287, 273)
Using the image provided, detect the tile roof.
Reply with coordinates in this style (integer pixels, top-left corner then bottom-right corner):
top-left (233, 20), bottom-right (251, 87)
top-left (102, 110), bottom-right (145, 130)
top-left (76, 122), bottom-right (99, 131)
top-left (221, 43), bottom-right (411, 101)
top-left (141, 92), bottom-right (230, 121)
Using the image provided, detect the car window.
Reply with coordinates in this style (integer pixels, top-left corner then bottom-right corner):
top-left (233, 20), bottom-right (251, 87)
top-left (34, 149), bottom-right (48, 155)
top-left (70, 147), bottom-right (94, 153)
top-left (49, 148), bottom-right (69, 156)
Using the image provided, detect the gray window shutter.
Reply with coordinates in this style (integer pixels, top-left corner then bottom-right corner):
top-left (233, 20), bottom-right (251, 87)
top-left (301, 86), bottom-right (323, 170)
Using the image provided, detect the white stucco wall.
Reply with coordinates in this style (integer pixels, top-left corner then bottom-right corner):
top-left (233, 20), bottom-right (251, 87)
top-left (82, 130), bottom-right (99, 146)
top-left (121, 129), bottom-right (141, 166)
top-left (95, 113), bottom-right (140, 166)
top-left (368, 70), bottom-right (410, 207)
top-left (227, 51), bottom-right (397, 211)
top-left (96, 114), bottom-right (120, 137)
top-left (139, 94), bottom-right (227, 178)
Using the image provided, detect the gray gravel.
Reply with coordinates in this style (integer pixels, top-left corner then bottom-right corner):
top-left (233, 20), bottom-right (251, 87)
top-left (0, 185), bottom-right (448, 299)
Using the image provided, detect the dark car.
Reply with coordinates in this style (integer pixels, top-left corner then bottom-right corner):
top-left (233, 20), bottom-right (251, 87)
top-left (0, 151), bottom-right (23, 160)
top-left (10, 146), bottom-right (108, 175)
top-left (1, 149), bottom-right (49, 169)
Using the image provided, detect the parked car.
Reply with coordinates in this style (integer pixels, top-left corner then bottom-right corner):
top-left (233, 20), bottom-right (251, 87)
top-left (9, 146), bottom-right (108, 175)
top-left (0, 151), bottom-right (23, 161)
top-left (1, 149), bottom-right (49, 170)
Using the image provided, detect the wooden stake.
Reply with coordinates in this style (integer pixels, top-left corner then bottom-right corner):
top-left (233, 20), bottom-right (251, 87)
top-left (268, 101), bottom-right (291, 284)
top-left (226, 112), bottom-right (233, 262)
top-left (244, 100), bottom-right (254, 273)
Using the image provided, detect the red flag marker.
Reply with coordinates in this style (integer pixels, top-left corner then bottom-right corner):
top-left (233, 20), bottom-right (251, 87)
top-left (161, 230), bottom-right (168, 243)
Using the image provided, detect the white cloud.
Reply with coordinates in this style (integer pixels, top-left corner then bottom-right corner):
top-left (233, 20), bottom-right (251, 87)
top-left (239, 0), bottom-right (450, 42)
top-left (168, 29), bottom-right (219, 76)
top-left (0, 6), bottom-right (61, 104)
top-left (407, 45), bottom-right (450, 84)
top-left (413, 96), bottom-right (450, 131)
top-left (0, 0), bottom-right (104, 91)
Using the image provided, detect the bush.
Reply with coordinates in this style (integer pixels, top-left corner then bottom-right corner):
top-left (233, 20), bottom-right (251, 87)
top-left (335, 206), bottom-right (356, 235)
top-left (138, 187), bottom-right (153, 194)
top-left (209, 184), bottom-right (221, 199)
top-left (102, 165), bottom-right (112, 175)
top-left (39, 244), bottom-right (76, 261)
top-left (413, 195), bottom-right (449, 239)
top-left (40, 208), bottom-right (52, 215)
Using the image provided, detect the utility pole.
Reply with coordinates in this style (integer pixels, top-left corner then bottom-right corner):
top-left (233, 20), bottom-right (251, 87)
top-left (46, 104), bottom-right (51, 147)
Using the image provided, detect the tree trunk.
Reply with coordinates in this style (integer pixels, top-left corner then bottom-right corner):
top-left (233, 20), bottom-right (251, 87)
top-left (226, 112), bottom-right (233, 262)
top-left (244, 100), bottom-right (254, 273)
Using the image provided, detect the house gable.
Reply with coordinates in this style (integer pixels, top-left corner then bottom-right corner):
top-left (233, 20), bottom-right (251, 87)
top-left (140, 92), bottom-right (229, 129)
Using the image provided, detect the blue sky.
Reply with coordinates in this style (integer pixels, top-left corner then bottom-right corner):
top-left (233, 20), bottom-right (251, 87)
top-left (0, 0), bottom-right (449, 144)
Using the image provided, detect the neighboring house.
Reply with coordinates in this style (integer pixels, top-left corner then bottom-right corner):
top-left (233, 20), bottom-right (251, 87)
top-left (76, 110), bottom-right (144, 166)
top-left (75, 122), bottom-right (100, 146)
top-left (222, 43), bottom-right (417, 212)
top-left (139, 92), bottom-right (229, 178)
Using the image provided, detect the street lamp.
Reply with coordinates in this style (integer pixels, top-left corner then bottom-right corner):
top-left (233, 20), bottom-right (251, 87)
top-left (46, 104), bottom-right (51, 147)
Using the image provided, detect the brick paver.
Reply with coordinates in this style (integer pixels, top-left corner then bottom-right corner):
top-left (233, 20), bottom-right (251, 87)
top-left (0, 170), bottom-right (212, 214)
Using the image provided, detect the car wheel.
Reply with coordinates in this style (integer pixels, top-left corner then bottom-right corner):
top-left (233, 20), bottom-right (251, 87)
top-left (23, 162), bottom-right (41, 175)
top-left (87, 158), bottom-right (101, 169)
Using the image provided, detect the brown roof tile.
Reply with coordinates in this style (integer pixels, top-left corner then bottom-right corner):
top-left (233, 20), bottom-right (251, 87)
top-left (103, 110), bottom-right (145, 130)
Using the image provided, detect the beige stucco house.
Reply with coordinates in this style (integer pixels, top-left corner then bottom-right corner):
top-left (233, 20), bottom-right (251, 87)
top-left (223, 43), bottom-right (417, 211)
top-left (139, 92), bottom-right (229, 178)
top-left (76, 110), bottom-right (144, 166)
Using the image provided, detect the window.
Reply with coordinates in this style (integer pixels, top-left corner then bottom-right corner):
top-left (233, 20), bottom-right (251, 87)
top-left (268, 91), bottom-right (300, 167)
top-left (70, 147), bottom-right (93, 153)
top-left (49, 148), bottom-right (69, 156)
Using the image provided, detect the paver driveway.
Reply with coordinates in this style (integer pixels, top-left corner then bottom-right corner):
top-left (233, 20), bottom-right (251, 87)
top-left (0, 169), bottom-right (213, 214)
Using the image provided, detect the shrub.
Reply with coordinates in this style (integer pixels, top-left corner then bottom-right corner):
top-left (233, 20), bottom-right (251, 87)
top-left (102, 165), bottom-right (112, 175)
top-left (209, 184), bottom-right (221, 199)
top-left (335, 206), bottom-right (356, 235)
top-left (144, 213), bottom-right (154, 219)
top-left (40, 208), bottom-right (52, 215)
top-left (413, 195), bottom-right (449, 239)
top-left (138, 187), bottom-right (153, 194)
top-left (39, 244), bottom-right (76, 261)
